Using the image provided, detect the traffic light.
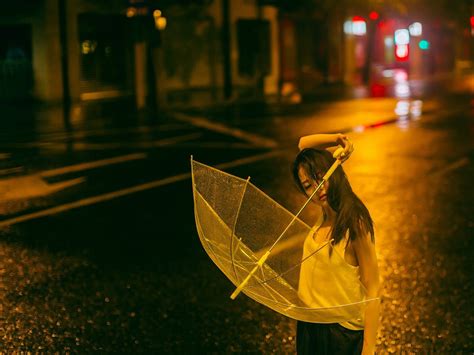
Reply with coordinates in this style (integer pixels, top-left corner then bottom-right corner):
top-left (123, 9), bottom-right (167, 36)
top-left (419, 40), bottom-right (430, 50)
top-left (395, 44), bottom-right (409, 61)
top-left (369, 11), bottom-right (379, 21)
top-left (394, 29), bottom-right (409, 61)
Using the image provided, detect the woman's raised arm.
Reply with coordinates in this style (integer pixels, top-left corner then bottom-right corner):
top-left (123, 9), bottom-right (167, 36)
top-left (298, 133), bottom-right (354, 161)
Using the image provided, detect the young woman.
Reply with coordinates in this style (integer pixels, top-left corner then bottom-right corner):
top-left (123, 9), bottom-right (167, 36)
top-left (293, 133), bottom-right (381, 355)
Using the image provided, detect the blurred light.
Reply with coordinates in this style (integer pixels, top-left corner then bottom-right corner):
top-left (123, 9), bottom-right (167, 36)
top-left (353, 86), bottom-right (368, 98)
top-left (155, 16), bottom-right (167, 30)
top-left (377, 20), bottom-right (387, 29)
top-left (395, 100), bottom-right (410, 116)
top-left (352, 19), bottom-right (367, 36)
top-left (281, 82), bottom-right (296, 96)
top-left (394, 29), bottom-right (410, 45)
top-left (370, 83), bottom-right (386, 97)
top-left (369, 11), bottom-right (379, 20)
top-left (126, 7), bottom-right (137, 18)
top-left (419, 40), bottom-right (430, 50)
top-left (395, 83), bottom-right (410, 98)
top-left (384, 36), bottom-right (393, 47)
top-left (409, 22), bottom-right (422, 36)
top-left (81, 40), bottom-right (97, 55)
top-left (281, 82), bottom-right (302, 103)
top-left (395, 44), bottom-right (409, 61)
top-left (153, 9), bottom-right (162, 18)
top-left (369, 122), bottom-right (386, 128)
top-left (471, 16), bottom-right (474, 27)
top-left (353, 125), bottom-right (366, 132)
top-left (344, 20), bottom-right (353, 34)
top-left (397, 115), bottom-right (410, 130)
top-left (394, 69), bottom-right (408, 82)
top-left (382, 69), bottom-right (394, 78)
top-left (410, 100), bottom-right (423, 118)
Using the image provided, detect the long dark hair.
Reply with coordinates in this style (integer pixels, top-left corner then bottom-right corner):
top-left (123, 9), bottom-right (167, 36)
top-left (292, 148), bottom-right (374, 246)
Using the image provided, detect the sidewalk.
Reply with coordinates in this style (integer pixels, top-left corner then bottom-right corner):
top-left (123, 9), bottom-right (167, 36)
top-left (0, 71), bottom-right (470, 142)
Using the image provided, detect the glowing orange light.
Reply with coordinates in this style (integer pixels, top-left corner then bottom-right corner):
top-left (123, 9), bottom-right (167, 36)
top-left (126, 7), bottom-right (137, 18)
top-left (369, 11), bottom-right (379, 20)
top-left (155, 16), bottom-right (167, 30)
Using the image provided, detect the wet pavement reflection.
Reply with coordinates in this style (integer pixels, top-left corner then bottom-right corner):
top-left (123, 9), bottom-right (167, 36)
top-left (0, 86), bottom-right (473, 352)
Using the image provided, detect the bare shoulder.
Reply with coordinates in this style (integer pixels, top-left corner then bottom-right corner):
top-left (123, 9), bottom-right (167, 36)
top-left (351, 232), bottom-right (377, 265)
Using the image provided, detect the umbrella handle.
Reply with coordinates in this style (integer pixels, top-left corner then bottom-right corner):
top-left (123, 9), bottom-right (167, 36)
top-left (322, 147), bottom-right (345, 180)
top-left (230, 251), bottom-right (270, 300)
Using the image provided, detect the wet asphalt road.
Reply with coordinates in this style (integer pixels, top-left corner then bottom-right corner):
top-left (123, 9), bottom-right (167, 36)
top-left (0, 82), bottom-right (473, 352)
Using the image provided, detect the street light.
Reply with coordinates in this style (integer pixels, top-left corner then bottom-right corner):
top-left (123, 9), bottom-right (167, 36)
top-left (409, 22), bottom-right (422, 36)
top-left (153, 9), bottom-right (167, 30)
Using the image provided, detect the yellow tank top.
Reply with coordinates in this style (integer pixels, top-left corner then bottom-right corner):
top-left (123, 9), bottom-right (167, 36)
top-left (298, 219), bottom-right (366, 330)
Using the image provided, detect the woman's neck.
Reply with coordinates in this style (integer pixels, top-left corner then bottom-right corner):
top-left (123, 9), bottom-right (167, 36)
top-left (321, 205), bottom-right (337, 227)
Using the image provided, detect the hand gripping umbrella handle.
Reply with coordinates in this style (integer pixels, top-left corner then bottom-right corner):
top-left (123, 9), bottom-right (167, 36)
top-left (230, 147), bottom-right (346, 300)
top-left (323, 147), bottom-right (345, 180)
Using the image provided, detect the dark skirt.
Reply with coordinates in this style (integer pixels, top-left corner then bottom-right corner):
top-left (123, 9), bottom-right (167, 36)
top-left (296, 321), bottom-right (364, 355)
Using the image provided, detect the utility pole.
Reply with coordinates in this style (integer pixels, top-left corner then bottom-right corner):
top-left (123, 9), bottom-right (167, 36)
top-left (222, 0), bottom-right (232, 100)
top-left (58, 0), bottom-right (71, 129)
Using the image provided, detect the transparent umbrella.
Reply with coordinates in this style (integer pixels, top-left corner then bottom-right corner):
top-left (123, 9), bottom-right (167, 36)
top-left (191, 151), bottom-right (378, 323)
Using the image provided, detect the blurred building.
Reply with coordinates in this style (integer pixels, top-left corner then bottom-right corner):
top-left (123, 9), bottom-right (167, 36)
top-left (0, 0), bottom-right (471, 107)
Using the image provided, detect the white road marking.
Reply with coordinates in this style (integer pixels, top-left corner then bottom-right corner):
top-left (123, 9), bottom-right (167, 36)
top-left (40, 153), bottom-right (147, 178)
top-left (174, 142), bottom-right (259, 149)
top-left (39, 123), bottom-right (189, 141)
top-left (0, 176), bottom-right (85, 202)
top-left (3, 133), bottom-right (201, 151)
top-left (0, 167), bottom-right (24, 176)
top-left (61, 133), bottom-right (202, 151)
top-left (0, 150), bottom-right (285, 228)
top-left (172, 112), bottom-right (278, 149)
top-left (214, 150), bottom-right (284, 171)
top-left (80, 90), bottom-right (132, 101)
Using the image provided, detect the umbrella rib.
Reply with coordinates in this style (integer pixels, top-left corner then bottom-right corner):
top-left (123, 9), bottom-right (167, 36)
top-left (230, 177), bottom-right (251, 282)
top-left (257, 239), bottom-right (333, 287)
top-left (246, 280), bottom-right (294, 305)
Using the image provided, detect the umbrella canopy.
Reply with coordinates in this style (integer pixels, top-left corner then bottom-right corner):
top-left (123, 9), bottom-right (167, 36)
top-left (191, 158), bottom-right (376, 323)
